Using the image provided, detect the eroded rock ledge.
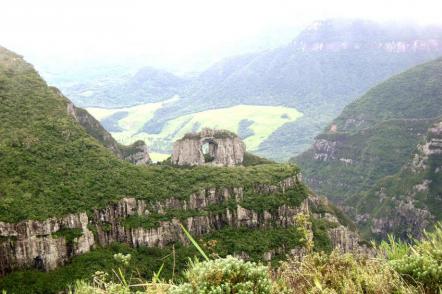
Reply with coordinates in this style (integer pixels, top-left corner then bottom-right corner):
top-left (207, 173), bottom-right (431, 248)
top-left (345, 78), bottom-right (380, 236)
top-left (0, 176), bottom-right (362, 275)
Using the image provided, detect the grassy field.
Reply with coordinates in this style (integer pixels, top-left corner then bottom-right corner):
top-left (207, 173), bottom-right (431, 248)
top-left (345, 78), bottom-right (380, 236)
top-left (87, 104), bottom-right (303, 161)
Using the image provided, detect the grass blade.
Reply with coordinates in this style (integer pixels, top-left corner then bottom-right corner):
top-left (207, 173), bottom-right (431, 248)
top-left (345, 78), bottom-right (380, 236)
top-left (179, 224), bottom-right (210, 261)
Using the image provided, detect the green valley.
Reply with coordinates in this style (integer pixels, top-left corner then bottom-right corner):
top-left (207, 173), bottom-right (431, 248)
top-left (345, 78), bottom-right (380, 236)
top-left (87, 104), bottom-right (303, 161)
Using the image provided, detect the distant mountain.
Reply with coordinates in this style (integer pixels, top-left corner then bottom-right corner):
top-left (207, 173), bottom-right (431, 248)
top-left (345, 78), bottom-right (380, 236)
top-left (56, 20), bottom-right (442, 161)
top-left (294, 58), bottom-right (442, 239)
top-left (63, 66), bottom-right (188, 107)
top-left (140, 19), bottom-right (442, 160)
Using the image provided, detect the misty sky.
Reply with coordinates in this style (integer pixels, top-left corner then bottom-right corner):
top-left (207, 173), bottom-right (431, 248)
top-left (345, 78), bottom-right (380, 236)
top-left (2, 0), bottom-right (442, 75)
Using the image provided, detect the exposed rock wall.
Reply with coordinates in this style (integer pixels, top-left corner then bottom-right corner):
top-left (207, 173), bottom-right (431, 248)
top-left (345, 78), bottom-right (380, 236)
top-left (366, 120), bottom-right (442, 239)
top-left (172, 128), bottom-right (246, 166)
top-left (120, 140), bottom-right (152, 165)
top-left (0, 177), bottom-right (304, 275)
top-left (0, 213), bottom-right (94, 275)
top-left (0, 176), bottom-right (366, 275)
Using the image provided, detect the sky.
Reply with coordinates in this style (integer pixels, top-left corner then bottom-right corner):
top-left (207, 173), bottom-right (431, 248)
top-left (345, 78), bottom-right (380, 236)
top-left (2, 0), bottom-right (442, 76)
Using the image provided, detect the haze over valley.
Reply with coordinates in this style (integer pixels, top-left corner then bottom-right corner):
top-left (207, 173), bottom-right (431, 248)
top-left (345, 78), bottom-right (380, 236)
top-left (1, 1), bottom-right (442, 293)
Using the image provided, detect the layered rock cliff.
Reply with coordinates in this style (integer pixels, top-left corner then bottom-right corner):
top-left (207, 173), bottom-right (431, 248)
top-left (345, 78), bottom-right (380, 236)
top-left (356, 120), bottom-right (442, 240)
top-left (0, 176), bottom-right (362, 275)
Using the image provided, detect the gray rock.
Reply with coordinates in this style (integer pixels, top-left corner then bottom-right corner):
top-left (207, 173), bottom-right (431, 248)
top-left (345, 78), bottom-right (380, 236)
top-left (172, 128), bottom-right (246, 166)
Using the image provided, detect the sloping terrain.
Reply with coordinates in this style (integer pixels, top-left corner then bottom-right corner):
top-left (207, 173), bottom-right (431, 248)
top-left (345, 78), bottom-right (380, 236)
top-left (87, 103), bottom-right (303, 160)
top-left (63, 66), bottom-right (188, 107)
top-left (0, 46), bottom-right (359, 293)
top-left (0, 45), bottom-right (299, 222)
top-left (142, 20), bottom-right (442, 160)
top-left (294, 58), bottom-right (442, 239)
top-left (73, 20), bottom-right (442, 160)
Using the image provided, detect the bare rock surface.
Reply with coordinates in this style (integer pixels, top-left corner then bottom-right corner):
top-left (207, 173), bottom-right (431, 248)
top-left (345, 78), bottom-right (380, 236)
top-left (172, 128), bottom-right (246, 166)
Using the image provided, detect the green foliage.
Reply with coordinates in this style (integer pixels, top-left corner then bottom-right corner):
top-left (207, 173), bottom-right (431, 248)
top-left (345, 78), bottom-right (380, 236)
top-left (380, 223), bottom-right (442, 292)
top-left (180, 224), bottom-right (210, 262)
top-left (311, 219), bottom-right (334, 253)
top-left (0, 225), bottom-right (306, 293)
top-left (294, 58), bottom-right (442, 239)
top-left (309, 198), bottom-right (356, 231)
top-left (240, 184), bottom-right (308, 213)
top-left (51, 228), bottom-right (83, 243)
top-left (296, 119), bottom-right (434, 204)
top-left (242, 152), bottom-right (274, 166)
top-left (203, 153), bottom-right (215, 163)
top-left (170, 256), bottom-right (273, 294)
top-left (277, 250), bottom-right (418, 294)
top-left (0, 243), bottom-right (194, 294)
top-left (0, 48), bottom-right (301, 223)
top-left (201, 227), bottom-right (304, 262)
top-left (294, 213), bottom-right (313, 252)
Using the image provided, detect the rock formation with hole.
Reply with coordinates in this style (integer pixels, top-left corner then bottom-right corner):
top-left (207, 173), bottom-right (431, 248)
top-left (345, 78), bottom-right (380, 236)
top-left (172, 128), bottom-right (246, 166)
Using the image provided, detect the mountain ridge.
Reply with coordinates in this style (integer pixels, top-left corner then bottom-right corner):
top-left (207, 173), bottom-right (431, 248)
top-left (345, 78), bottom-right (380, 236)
top-left (293, 57), bottom-right (442, 239)
top-left (71, 19), bottom-right (442, 161)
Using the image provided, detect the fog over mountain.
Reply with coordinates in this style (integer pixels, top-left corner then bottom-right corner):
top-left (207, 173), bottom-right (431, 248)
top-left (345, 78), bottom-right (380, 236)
top-left (62, 19), bottom-right (442, 161)
top-left (2, 1), bottom-right (442, 293)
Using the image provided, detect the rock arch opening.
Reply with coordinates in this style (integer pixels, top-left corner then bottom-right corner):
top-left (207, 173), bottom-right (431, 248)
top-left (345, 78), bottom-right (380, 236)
top-left (201, 139), bottom-right (218, 163)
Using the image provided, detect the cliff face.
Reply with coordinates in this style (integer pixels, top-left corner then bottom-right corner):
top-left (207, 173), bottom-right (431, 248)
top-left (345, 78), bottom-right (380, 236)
top-left (293, 20), bottom-right (442, 53)
top-left (120, 140), bottom-right (152, 165)
top-left (172, 129), bottom-right (246, 166)
top-left (0, 176), bottom-right (361, 275)
top-left (358, 120), bottom-right (442, 239)
top-left (0, 213), bottom-right (95, 275)
top-left (295, 58), bottom-right (442, 239)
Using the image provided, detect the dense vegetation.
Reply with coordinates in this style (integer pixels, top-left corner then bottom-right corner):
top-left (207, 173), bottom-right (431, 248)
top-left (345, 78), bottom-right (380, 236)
top-left (0, 225), bottom-right (305, 293)
top-left (4, 222), bottom-right (440, 293)
top-left (0, 46), bottom-right (299, 223)
top-left (294, 58), bottom-right (442, 239)
top-left (0, 46), bottom-right (326, 294)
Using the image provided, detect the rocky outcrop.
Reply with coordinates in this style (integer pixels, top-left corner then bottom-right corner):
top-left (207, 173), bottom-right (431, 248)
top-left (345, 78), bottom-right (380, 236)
top-left (120, 140), bottom-right (152, 165)
top-left (328, 226), bottom-right (370, 254)
top-left (365, 120), bottom-right (442, 240)
top-left (0, 213), bottom-right (94, 275)
top-left (0, 174), bottom-right (365, 275)
top-left (312, 139), bottom-right (337, 161)
top-left (370, 199), bottom-right (434, 240)
top-left (0, 176), bottom-right (304, 275)
top-left (172, 128), bottom-right (246, 166)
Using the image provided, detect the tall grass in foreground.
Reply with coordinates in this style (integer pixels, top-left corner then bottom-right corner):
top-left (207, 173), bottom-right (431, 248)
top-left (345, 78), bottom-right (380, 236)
top-left (72, 222), bottom-right (442, 294)
top-left (379, 223), bottom-right (442, 293)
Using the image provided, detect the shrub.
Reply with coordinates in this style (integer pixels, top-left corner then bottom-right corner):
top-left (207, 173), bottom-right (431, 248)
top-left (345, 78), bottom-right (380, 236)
top-left (276, 250), bottom-right (418, 294)
top-left (380, 222), bottom-right (442, 292)
top-left (170, 256), bottom-right (273, 294)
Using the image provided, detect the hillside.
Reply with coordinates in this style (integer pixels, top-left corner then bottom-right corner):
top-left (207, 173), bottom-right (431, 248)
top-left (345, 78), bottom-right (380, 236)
top-left (294, 58), bottom-right (442, 239)
top-left (62, 66), bottom-right (188, 108)
top-left (82, 20), bottom-right (442, 161)
top-left (0, 45), bottom-right (300, 222)
top-left (0, 46), bottom-right (361, 293)
top-left (86, 103), bottom-right (303, 160)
